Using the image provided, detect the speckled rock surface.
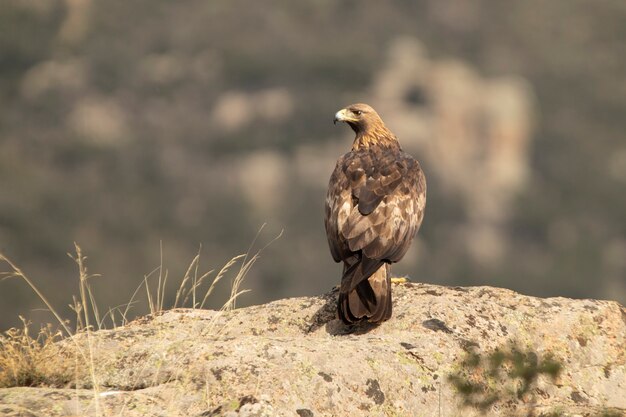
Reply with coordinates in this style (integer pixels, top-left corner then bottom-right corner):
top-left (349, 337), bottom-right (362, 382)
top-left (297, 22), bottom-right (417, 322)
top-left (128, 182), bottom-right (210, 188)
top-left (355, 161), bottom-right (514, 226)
top-left (0, 283), bottom-right (624, 416)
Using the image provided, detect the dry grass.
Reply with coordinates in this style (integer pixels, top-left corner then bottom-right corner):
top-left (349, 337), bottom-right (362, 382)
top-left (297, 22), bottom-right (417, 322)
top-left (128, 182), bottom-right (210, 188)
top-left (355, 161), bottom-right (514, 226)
top-left (0, 317), bottom-right (74, 388)
top-left (0, 226), bottom-right (282, 399)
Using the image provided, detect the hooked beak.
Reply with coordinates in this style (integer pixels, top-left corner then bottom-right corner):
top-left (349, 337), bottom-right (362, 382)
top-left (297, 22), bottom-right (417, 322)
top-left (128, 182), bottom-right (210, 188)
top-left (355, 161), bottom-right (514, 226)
top-left (333, 108), bottom-right (354, 125)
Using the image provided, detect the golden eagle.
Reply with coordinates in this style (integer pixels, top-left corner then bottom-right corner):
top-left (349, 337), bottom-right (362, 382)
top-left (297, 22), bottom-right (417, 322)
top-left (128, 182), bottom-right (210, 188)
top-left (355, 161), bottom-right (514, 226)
top-left (325, 103), bottom-right (426, 324)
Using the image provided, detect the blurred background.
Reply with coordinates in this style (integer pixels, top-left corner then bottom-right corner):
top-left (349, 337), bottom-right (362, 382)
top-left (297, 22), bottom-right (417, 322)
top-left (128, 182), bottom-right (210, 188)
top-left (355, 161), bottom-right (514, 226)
top-left (1, 0), bottom-right (625, 331)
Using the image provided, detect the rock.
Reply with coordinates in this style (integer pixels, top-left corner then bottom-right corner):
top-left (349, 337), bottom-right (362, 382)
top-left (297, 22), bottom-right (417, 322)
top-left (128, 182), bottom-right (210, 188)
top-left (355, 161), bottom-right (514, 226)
top-left (0, 283), bottom-right (624, 416)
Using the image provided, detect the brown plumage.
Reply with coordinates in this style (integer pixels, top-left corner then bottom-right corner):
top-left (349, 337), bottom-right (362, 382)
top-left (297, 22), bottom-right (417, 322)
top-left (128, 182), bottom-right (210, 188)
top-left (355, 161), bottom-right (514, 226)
top-left (325, 103), bottom-right (426, 324)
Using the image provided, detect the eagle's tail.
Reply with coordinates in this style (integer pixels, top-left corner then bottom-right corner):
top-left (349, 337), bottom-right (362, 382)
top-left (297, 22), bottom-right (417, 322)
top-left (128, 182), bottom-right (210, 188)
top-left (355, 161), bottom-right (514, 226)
top-left (338, 257), bottom-right (391, 325)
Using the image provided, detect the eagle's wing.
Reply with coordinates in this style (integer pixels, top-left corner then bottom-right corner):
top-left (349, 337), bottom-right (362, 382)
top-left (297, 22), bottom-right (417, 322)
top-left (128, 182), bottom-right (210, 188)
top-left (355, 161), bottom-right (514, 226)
top-left (325, 149), bottom-right (426, 263)
top-left (325, 153), bottom-right (353, 263)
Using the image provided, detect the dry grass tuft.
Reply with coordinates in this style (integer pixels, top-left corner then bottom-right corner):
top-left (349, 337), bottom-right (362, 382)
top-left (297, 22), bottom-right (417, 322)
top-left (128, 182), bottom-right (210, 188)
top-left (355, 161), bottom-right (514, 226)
top-left (0, 225), bottom-right (281, 397)
top-left (0, 317), bottom-right (78, 388)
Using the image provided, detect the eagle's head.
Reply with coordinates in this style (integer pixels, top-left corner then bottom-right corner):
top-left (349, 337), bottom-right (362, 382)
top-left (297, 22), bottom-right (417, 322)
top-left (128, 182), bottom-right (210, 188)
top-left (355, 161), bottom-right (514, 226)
top-left (334, 103), bottom-right (396, 148)
top-left (333, 103), bottom-right (380, 131)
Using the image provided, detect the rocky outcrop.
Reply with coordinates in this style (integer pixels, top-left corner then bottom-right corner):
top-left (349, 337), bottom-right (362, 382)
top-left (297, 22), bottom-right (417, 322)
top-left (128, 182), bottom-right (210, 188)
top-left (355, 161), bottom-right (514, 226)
top-left (0, 283), bottom-right (624, 416)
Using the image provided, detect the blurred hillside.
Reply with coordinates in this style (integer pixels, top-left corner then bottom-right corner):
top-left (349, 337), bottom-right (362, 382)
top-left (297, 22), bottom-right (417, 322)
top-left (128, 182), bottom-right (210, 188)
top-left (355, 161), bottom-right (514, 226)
top-left (1, 0), bottom-right (625, 330)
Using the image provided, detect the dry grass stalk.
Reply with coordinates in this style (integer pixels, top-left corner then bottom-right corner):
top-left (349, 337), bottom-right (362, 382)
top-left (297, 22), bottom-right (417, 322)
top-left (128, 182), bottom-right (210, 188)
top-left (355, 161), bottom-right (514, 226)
top-left (0, 226), bottom-right (282, 413)
top-left (0, 317), bottom-right (74, 388)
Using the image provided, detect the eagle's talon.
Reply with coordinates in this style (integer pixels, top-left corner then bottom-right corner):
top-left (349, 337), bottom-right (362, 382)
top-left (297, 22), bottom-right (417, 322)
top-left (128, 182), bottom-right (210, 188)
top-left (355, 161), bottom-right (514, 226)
top-left (391, 276), bottom-right (410, 284)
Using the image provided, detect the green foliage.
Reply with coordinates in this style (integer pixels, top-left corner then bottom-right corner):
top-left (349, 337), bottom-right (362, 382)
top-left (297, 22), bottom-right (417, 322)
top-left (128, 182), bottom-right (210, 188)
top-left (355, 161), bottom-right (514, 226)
top-left (448, 343), bottom-right (562, 413)
top-left (449, 345), bottom-right (623, 416)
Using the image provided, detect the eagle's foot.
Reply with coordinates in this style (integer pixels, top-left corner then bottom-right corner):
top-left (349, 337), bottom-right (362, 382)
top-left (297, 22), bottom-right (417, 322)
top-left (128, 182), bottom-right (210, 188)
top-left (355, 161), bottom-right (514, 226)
top-left (391, 276), bottom-right (410, 284)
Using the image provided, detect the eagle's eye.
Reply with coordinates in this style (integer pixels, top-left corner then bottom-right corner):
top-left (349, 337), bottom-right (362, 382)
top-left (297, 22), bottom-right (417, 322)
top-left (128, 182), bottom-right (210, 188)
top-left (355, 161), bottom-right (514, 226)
top-left (353, 110), bottom-right (362, 116)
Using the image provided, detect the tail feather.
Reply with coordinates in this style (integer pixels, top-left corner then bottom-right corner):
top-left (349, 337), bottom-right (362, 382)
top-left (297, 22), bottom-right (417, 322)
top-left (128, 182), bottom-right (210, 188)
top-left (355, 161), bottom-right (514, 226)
top-left (367, 266), bottom-right (392, 323)
top-left (346, 256), bottom-right (384, 292)
top-left (338, 259), bottom-right (392, 324)
top-left (355, 276), bottom-right (377, 309)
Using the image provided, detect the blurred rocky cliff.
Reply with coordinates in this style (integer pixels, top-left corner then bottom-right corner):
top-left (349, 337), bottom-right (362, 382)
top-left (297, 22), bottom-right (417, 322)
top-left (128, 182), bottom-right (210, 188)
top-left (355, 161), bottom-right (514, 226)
top-left (1, 0), bottom-right (625, 329)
